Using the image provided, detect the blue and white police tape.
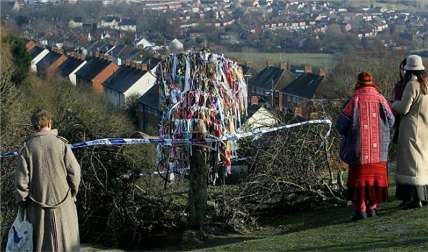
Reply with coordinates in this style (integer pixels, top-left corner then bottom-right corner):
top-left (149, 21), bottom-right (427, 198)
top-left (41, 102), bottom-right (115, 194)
top-left (1, 119), bottom-right (332, 158)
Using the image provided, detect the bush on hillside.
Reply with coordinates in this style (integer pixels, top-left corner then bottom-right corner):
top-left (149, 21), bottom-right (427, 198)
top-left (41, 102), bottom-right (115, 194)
top-left (2, 34), bottom-right (31, 85)
top-left (320, 49), bottom-right (406, 99)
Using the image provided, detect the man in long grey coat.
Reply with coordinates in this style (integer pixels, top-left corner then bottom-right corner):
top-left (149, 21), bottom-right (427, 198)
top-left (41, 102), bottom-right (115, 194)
top-left (15, 109), bottom-right (81, 251)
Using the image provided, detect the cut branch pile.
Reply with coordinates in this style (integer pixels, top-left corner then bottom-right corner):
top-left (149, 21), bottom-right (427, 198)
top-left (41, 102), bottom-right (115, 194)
top-left (228, 122), bottom-right (345, 216)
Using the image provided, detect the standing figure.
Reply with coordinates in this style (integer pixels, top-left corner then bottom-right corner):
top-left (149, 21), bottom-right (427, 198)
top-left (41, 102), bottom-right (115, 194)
top-left (336, 72), bottom-right (395, 221)
top-left (393, 55), bottom-right (428, 208)
top-left (392, 58), bottom-right (407, 143)
top-left (15, 109), bottom-right (81, 251)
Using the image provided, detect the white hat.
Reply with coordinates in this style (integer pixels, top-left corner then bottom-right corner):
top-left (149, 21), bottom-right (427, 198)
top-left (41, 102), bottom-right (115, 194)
top-left (404, 55), bottom-right (425, 71)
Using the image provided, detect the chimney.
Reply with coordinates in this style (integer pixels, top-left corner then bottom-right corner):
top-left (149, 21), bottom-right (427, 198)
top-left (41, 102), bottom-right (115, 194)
top-left (75, 53), bottom-right (84, 61)
top-left (71, 52), bottom-right (78, 59)
top-left (141, 63), bottom-right (148, 71)
top-left (26, 40), bottom-right (36, 51)
top-left (52, 47), bottom-right (61, 54)
top-left (278, 92), bottom-right (284, 112)
top-left (319, 68), bottom-right (327, 77)
top-left (250, 96), bottom-right (259, 106)
top-left (280, 62), bottom-right (288, 71)
top-left (304, 64), bottom-right (312, 73)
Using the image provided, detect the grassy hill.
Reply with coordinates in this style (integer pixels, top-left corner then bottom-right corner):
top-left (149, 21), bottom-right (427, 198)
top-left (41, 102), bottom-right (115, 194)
top-left (197, 200), bottom-right (428, 251)
top-left (194, 169), bottom-right (428, 252)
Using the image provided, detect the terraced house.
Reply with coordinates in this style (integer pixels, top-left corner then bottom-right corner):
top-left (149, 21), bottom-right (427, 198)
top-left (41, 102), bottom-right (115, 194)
top-left (57, 56), bottom-right (87, 85)
top-left (103, 61), bottom-right (158, 107)
top-left (35, 50), bottom-right (67, 80)
top-left (75, 57), bottom-right (118, 93)
top-left (28, 46), bottom-right (49, 72)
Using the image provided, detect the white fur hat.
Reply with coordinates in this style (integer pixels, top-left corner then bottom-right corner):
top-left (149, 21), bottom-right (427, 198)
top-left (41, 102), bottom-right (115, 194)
top-left (405, 55), bottom-right (425, 71)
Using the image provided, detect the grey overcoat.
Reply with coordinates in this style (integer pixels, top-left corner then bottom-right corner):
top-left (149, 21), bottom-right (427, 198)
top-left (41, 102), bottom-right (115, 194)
top-left (15, 129), bottom-right (81, 252)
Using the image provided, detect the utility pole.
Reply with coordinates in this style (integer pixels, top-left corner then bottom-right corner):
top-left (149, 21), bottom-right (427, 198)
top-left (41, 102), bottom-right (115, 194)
top-left (271, 79), bottom-right (274, 108)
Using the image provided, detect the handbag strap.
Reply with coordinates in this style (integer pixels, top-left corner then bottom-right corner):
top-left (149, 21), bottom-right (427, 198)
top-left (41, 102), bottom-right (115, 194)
top-left (17, 207), bottom-right (23, 222)
top-left (28, 189), bottom-right (70, 209)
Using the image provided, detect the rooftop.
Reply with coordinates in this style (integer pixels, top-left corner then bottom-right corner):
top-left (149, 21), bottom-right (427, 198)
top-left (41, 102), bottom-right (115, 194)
top-left (120, 18), bottom-right (137, 26)
top-left (107, 44), bottom-right (126, 58)
top-left (58, 57), bottom-right (84, 77)
top-left (36, 51), bottom-right (62, 71)
top-left (249, 66), bottom-right (283, 89)
top-left (103, 65), bottom-right (147, 93)
top-left (282, 73), bottom-right (324, 99)
top-left (29, 46), bottom-right (45, 59)
top-left (140, 57), bottom-right (161, 69)
top-left (75, 58), bottom-right (112, 81)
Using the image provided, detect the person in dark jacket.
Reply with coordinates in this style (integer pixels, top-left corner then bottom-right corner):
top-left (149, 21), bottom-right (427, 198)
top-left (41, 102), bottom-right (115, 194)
top-left (336, 72), bottom-right (395, 221)
top-left (392, 58), bottom-right (407, 143)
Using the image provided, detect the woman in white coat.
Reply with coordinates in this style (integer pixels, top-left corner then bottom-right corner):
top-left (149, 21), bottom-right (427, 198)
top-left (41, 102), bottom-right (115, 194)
top-left (393, 55), bottom-right (428, 208)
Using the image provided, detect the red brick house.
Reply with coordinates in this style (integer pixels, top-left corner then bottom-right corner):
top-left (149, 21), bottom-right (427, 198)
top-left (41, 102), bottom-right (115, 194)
top-left (75, 57), bottom-right (118, 94)
top-left (36, 50), bottom-right (67, 80)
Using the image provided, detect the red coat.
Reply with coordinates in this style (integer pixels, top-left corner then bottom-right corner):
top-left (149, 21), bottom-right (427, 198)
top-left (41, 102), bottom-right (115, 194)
top-left (336, 86), bottom-right (395, 189)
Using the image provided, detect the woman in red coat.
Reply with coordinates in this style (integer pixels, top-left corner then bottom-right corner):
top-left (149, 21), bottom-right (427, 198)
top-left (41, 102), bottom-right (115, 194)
top-left (336, 72), bottom-right (395, 221)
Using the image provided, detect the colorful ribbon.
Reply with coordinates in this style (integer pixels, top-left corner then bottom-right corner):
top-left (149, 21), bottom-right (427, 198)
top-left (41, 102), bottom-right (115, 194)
top-left (1, 119), bottom-right (331, 158)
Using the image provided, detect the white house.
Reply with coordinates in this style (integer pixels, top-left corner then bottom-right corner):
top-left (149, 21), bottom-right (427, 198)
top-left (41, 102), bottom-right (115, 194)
top-left (103, 64), bottom-right (158, 107)
top-left (238, 106), bottom-right (279, 132)
top-left (102, 0), bottom-right (114, 6)
top-left (13, 0), bottom-right (25, 11)
top-left (30, 47), bottom-right (50, 72)
top-left (136, 38), bottom-right (154, 49)
top-left (99, 16), bottom-right (120, 29)
top-left (119, 18), bottom-right (137, 32)
top-left (169, 38), bottom-right (184, 52)
top-left (68, 17), bottom-right (83, 29)
top-left (69, 61), bottom-right (88, 85)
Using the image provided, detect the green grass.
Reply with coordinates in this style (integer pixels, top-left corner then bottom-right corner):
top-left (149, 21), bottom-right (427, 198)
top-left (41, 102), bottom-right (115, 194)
top-left (225, 52), bottom-right (336, 69)
top-left (197, 201), bottom-right (428, 251)
top-left (81, 246), bottom-right (124, 252)
top-left (196, 168), bottom-right (428, 252)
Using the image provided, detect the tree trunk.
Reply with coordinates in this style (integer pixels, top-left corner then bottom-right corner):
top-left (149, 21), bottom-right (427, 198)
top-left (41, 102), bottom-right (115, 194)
top-left (189, 145), bottom-right (208, 229)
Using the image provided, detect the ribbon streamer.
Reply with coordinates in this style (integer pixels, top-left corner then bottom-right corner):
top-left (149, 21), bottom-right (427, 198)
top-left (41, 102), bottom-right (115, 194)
top-left (1, 119), bottom-right (331, 158)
